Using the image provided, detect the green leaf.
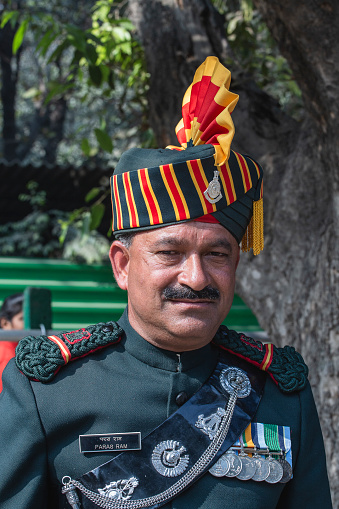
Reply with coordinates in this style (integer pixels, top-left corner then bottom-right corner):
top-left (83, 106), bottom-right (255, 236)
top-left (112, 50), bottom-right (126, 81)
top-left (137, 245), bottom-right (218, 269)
top-left (81, 138), bottom-right (91, 157)
top-left (71, 49), bottom-right (83, 67)
top-left (111, 26), bottom-right (132, 42)
top-left (47, 39), bottom-right (70, 64)
top-left (68, 208), bottom-right (84, 223)
top-left (85, 187), bottom-right (100, 203)
top-left (13, 19), bottom-right (28, 54)
top-left (107, 70), bottom-right (115, 89)
top-left (94, 128), bottom-right (113, 153)
top-left (36, 28), bottom-right (58, 56)
top-left (1, 10), bottom-right (19, 29)
top-left (85, 32), bottom-right (103, 46)
top-left (88, 65), bottom-right (102, 86)
top-left (65, 24), bottom-right (86, 52)
top-left (44, 81), bottom-right (74, 104)
top-left (85, 43), bottom-right (98, 65)
top-left (90, 203), bottom-right (105, 230)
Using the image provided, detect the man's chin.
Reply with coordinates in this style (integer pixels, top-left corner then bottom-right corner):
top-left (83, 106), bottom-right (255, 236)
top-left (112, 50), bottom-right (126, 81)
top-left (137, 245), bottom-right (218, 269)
top-left (163, 315), bottom-right (223, 345)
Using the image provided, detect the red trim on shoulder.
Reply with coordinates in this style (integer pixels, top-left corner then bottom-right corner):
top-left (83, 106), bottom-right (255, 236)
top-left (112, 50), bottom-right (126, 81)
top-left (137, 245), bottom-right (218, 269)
top-left (50, 335), bottom-right (123, 378)
top-left (48, 335), bottom-right (71, 364)
top-left (260, 343), bottom-right (274, 372)
top-left (215, 343), bottom-right (279, 386)
top-left (239, 333), bottom-right (264, 351)
top-left (62, 329), bottom-right (91, 345)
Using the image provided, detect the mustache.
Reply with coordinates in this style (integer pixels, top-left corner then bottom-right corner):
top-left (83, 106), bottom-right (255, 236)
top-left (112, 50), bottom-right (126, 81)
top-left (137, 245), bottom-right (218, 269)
top-left (163, 285), bottom-right (220, 301)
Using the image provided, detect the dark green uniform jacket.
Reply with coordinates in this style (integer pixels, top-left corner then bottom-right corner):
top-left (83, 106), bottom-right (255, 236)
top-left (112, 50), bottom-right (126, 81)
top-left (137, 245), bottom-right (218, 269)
top-left (0, 310), bottom-right (332, 509)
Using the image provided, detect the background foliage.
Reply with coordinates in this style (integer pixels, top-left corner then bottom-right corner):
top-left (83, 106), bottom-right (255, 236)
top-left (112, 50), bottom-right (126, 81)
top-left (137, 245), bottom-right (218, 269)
top-left (212, 0), bottom-right (303, 120)
top-left (0, 0), bottom-right (301, 263)
top-left (1, 0), bottom-right (151, 166)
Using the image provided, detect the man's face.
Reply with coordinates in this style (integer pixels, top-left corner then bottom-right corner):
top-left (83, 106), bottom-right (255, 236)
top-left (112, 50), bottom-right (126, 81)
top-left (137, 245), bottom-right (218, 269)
top-left (110, 221), bottom-right (240, 351)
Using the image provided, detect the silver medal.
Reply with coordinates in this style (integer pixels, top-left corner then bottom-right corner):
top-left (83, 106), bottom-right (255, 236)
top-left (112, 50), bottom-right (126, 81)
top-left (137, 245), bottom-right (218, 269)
top-left (236, 452), bottom-right (256, 481)
top-left (152, 440), bottom-right (189, 477)
top-left (209, 455), bottom-right (230, 477)
top-left (251, 454), bottom-right (270, 482)
top-left (224, 450), bottom-right (242, 477)
top-left (278, 458), bottom-right (293, 483)
top-left (265, 457), bottom-right (284, 484)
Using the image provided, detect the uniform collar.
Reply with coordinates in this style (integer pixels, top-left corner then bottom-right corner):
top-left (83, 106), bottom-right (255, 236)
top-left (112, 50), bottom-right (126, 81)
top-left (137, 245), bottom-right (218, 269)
top-left (118, 308), bottom-right (217, 373)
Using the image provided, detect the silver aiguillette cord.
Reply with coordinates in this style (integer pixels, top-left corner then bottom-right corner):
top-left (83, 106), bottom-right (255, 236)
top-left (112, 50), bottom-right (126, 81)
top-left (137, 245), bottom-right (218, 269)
top-left (62, 368), bottom-right (250, 509)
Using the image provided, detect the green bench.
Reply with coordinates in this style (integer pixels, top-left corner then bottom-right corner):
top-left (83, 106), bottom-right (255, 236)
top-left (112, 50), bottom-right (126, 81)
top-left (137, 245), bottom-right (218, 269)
top-left (0, 257), bottom-right (262, 333)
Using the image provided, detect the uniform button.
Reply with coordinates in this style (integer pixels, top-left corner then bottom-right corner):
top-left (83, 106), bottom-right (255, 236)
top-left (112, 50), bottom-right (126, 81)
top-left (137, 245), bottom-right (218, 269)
top-left (175, 392), bottom-right (188, 407)
top-left (102, 323), bottom-right (114, 333)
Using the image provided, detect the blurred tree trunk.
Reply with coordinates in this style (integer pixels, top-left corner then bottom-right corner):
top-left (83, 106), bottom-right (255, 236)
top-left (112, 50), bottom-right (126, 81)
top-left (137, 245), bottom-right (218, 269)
top-left (0, 18), bottom-right (21, 161)
top-left (128, 0), bottom-right (339, 506)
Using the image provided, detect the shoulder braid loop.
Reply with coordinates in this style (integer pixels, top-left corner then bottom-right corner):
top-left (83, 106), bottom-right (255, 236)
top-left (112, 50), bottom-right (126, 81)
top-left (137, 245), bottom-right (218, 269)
top-left (213, 325), bottom-right (308, 393)
top-left (15, 322), bottom-right (123, 383)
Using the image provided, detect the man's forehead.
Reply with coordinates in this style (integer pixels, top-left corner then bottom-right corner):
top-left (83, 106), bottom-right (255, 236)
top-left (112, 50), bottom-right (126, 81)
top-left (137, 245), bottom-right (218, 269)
top-left (138, 222), bottom-right (236, 247)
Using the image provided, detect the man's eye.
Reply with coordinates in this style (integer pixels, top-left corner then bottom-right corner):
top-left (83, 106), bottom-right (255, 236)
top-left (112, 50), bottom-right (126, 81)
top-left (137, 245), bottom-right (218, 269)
top-left (158, 251), bottom-right (179, 256)
top-left (209, 251), bottom-right (228, 257)
top-left (207, 251), bottom-right (231, 260)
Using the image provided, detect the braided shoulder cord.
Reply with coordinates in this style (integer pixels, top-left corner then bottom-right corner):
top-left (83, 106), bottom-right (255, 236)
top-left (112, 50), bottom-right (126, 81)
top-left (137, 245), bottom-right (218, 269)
top-left (15, 322), bottom-right (123, 383)
top-left (213, 326), bottom-right (308, 393)
top-left (15, 321), bottom-right (308, 392)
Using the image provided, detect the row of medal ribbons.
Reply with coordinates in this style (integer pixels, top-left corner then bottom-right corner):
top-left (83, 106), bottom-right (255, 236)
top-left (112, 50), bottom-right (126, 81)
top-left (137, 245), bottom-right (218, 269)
top-left (209, 423), bottom-right (292, 484)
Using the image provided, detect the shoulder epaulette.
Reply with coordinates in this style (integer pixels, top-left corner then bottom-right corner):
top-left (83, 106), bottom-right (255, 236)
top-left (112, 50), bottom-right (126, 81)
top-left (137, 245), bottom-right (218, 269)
top-left (15, 322), bottom-right (123, 383)
top-left (213, 325), bottom-right (308, 393)
top-left (16, 322), bottom-right (309, 392)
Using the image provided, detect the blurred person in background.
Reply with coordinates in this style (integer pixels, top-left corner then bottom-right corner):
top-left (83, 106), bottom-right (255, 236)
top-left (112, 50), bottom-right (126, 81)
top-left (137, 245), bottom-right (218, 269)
top-left (0, 293), bottom-right (23, 391)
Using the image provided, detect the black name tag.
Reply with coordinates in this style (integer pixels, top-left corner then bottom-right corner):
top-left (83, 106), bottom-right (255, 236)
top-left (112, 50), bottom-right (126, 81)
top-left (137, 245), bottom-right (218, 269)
top-left (79, 432), bottom-right (141, 453)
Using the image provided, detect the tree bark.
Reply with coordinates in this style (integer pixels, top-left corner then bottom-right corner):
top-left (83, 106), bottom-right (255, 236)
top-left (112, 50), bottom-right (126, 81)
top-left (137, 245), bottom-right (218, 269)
top-left (128, 0), bottom-right (232, 147)
top-left (248, 2), bottom-right (339, 505)
top-left (128, 0), bottom-right (339, 505)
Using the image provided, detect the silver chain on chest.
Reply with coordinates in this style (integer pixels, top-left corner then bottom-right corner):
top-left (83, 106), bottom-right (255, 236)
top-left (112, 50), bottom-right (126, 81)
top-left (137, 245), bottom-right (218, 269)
top-left (62, 367), bottom-right (251, 509)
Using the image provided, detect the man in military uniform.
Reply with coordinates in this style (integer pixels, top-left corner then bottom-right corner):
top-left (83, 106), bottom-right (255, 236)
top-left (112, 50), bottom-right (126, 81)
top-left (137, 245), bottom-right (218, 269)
top-left (0, 57), bottom-right (332, 508)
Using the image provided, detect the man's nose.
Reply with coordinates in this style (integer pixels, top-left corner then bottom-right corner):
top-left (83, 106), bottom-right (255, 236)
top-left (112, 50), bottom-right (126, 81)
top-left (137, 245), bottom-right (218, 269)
top-left (177, 255), bottom-right (210, 291)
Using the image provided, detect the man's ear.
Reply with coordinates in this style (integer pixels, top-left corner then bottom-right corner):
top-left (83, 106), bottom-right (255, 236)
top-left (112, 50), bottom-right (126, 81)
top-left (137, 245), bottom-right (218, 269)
top-left (109, 241), bottom-right (130, 291)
